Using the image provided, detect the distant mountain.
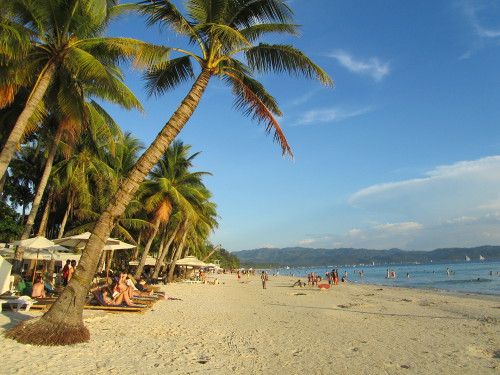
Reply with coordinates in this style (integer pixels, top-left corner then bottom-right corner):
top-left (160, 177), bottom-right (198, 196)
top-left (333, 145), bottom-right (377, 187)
top-left (232, 245), bottom-right (500, 267)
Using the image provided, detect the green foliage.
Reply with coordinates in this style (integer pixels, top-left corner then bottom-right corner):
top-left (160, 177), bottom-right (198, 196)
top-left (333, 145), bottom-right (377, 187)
top-left (0, 201), bottom-right (23, 242)
top-left (207, 247), bottom-right (240, 269)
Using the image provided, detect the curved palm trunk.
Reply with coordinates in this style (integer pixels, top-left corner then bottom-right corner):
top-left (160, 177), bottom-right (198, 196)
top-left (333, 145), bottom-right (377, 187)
top-left (12, 125), bottom-right (63, 274)
top-left (0, 63), bottom-right (57, 181)
top-left (5, 68), bottom-right (212, 346)
top-left (57, 190), bottom-right (75, 239)
top-left (37, 188), bottom-right (54, 237)
top-left (167, 219), bottom-right (189, 282)
top-left (133, 215), bottom-right (161, 279)
top-left (132, 233), bottom-right (141, 259)
top-left (151, 220), bottom-right (182, 279)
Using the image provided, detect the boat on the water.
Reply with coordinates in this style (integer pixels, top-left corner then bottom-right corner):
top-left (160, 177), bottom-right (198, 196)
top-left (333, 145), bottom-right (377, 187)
top-left (465, 255), bottom-right (471, 262)
top-left (479, 255), bottom-right (485, 261)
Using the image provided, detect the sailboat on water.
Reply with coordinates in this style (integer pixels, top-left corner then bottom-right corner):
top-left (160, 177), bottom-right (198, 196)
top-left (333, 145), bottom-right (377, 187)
top-left (465, 255), bottom-right (471, 262)
top-left (479, 255), bottom-right (485, 261)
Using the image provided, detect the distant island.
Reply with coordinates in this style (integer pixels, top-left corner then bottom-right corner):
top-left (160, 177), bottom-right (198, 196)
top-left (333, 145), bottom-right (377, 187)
top-left (232, 245), bottom-right (500, 268)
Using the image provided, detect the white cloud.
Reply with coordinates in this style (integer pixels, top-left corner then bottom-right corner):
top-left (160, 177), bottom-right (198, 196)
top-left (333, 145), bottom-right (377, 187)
top-left (298, 238), bottom-right (317, 245)
top-left (298, 236), bottom-right (333, 246)
top-left (349, 156), bottom-right (500, 221)
top-left (293, 106), bottom-right (372, 126)
top-left (458, 0), bottom-right (500, 57)
top-left (372, 222), bottom-right (423, 233)
top-left (341, 156), bottom-right (500, 249)
top-left (328, 50), bottom-right (390, 82)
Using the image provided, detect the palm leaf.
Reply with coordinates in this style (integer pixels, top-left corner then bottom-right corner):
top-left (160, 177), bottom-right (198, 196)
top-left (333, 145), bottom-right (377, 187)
top-left (245, 43), bottom-right (334, 86)
top-left (144, 55), bottom-right (195, 97)
top-left (222, 70), bottom-right (292, 158)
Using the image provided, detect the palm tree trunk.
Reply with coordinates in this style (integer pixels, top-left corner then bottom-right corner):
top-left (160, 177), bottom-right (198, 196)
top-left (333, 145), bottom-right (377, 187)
top-left (132, 233), bottom-right (142, 259)
top-left (58, 190), bottom-right (75, 238)
top-left (0, 63), bottom-right (57, 181)
top-left (167, 223), bottom-right (189, 282)
top-left (201, 244), bottom-right (222, 262)
top-left (12, 124), bottom-right (63, 273)
top-left (37, 188), bottom-right (54, 237)
top-left (133, 215), bottom-right (161, 279)
top-left (5, 68), bottom-right (212, 345)
top-left (151, 220), bottom-right (182, 279)
top-left (0, 170), bottom-right (7, 197)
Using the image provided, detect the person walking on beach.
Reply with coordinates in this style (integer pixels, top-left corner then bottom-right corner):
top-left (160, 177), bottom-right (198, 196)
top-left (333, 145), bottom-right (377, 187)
top-left (261, 271), bottom-right (268, 289)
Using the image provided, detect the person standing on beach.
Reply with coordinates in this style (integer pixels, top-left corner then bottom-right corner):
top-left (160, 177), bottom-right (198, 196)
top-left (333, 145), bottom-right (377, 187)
top-left (261, 271), bottom-right (268, 289)
top-left (67, 260), bottom-right (77, 282)
top-left (61, 260), bottom-right (71, 286)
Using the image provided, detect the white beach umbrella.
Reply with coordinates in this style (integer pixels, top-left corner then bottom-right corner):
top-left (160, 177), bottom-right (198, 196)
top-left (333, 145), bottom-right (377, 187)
top-left (175, 256), bottom-right (207, 267)
top-left (102, 240), bottom-right (136, 251)
top-left (10, 236), bottom-right (57, 249)
top-left (0, 248), bottom-right (53, 260)
top-left (53, 232), bottom-right (120, 248)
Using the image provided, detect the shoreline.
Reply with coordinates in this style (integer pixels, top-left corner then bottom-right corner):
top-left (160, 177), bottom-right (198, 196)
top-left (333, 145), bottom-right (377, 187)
top-left (1, 273), bottom-right (499, 374)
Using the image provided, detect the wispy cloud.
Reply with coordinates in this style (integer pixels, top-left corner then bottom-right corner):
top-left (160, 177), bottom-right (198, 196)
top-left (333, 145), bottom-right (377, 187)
top-left (287, 89), bottom-right (321, 107)
top-left (299, 236), bottom-right (333, 246)
top-left (349, 156), bottom-right (500, 218)
top-left (458, 0), bottom-right (500, 58)
top-left (328, 50), bottom-right (390, 82)
top-left (343, 156), bottom-right (500, 249)
top-left (293, 106), bottom-right (372, 126)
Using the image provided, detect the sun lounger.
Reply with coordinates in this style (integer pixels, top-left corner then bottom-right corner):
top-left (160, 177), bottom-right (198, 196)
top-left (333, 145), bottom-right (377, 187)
top-left (85, 290), bottom-right (149, 313)
top-left (0, 296), bottom-right (36, 312)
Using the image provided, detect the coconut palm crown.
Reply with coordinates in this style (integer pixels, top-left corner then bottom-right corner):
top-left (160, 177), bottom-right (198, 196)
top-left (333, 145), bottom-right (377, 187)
top-left (0, 0), bottom-right (166, 181)
top-left (139, 0), bottom-right (333, 157)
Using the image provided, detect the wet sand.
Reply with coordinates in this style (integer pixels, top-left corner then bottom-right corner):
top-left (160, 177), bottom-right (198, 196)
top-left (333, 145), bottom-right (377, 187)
top-left (1, 273), bottom-right (499, 374)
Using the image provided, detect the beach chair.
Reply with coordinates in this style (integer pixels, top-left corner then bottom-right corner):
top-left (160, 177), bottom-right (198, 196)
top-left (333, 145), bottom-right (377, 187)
top-left (84, 289), bottom-right (149, 313)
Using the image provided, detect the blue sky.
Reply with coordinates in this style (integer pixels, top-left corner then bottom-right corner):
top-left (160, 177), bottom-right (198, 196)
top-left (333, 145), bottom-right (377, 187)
top-left (106, 0), bottom-right (500, 251)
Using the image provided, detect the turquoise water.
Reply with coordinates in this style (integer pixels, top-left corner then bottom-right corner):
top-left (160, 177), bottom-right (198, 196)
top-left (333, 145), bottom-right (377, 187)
top-left (270, 260), bottom-right (500, 296)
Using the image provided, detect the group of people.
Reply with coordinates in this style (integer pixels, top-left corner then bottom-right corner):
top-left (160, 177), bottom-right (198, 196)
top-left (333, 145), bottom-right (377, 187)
top-left (99, 273), bottom-right (155, 307)
top-left (29, 259), bottom-right (77, 298)
top-left (61, 259), bottom-right (77, 286)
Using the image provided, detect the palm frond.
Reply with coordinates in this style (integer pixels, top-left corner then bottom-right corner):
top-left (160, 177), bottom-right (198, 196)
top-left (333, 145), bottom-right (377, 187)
top-left (239, 22), bottom-right (298, 43)
top-left (139, 0), bottom-right (195, 37)
top-left (222, 70), bottom-right (292, 158)
top-left (245, 43), bottom-right (334, 87)
top-left (144, 55), bottom-right (195, 97)
top-left (230, 0), bottom-right (295, 28)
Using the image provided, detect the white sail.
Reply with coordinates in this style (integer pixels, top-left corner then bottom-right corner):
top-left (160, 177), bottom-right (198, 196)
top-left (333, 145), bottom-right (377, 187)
top-left (465, 255), bottom-right (471, 261)
top-left (479, 255), bottom-right (485, 261)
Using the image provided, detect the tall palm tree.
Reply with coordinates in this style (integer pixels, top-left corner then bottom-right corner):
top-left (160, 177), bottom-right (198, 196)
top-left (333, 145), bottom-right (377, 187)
top-left (133, 140), bottom-right (210, 279)
top-left (15, 62), bottom-right (142, 243)
top-left (6, 0), bottom-right (332, 346)
top-left (0, 0), bottom-right (164, 181)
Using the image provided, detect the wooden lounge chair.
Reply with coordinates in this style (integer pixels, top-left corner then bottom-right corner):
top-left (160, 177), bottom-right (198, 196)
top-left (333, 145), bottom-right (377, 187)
top-left (84, 289), bottom-right (149, 313)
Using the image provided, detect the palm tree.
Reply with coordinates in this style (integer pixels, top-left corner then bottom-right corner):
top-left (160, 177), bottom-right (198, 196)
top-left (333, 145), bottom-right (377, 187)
top-left (133, 140), bottom-right (210, 279)
top-left (6, 0), bottom-right (332, 346)
top-left (0, 0), bottom-right (164, 181)
top-left (13, 59), bottom-right (144, 273)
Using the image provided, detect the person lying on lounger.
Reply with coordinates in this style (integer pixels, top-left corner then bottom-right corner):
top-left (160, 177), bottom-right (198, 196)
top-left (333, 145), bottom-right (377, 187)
top-left (100, 284), bottom-right (139, 307)
top-left (31, 277), bottom-right (46, 298)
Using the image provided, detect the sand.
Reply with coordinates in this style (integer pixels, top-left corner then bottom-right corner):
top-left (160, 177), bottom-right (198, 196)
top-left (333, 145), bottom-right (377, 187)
top-left (0, 273), bottom-right (499, 375)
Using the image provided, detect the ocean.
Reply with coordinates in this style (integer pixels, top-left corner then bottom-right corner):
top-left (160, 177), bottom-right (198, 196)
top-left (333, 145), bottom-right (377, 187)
top-left (269, 259), bottom-right (500, 296)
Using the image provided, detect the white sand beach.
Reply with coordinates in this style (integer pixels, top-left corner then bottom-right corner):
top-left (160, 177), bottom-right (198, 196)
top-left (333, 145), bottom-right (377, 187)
top-left (1, 273), bottom-right (499, 375)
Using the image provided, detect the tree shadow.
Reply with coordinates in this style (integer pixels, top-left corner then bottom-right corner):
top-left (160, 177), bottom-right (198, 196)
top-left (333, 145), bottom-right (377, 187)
top-left (268, 302), bottom-right (470, 321)
top-left (1, 311), bottom-right (38, 331)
